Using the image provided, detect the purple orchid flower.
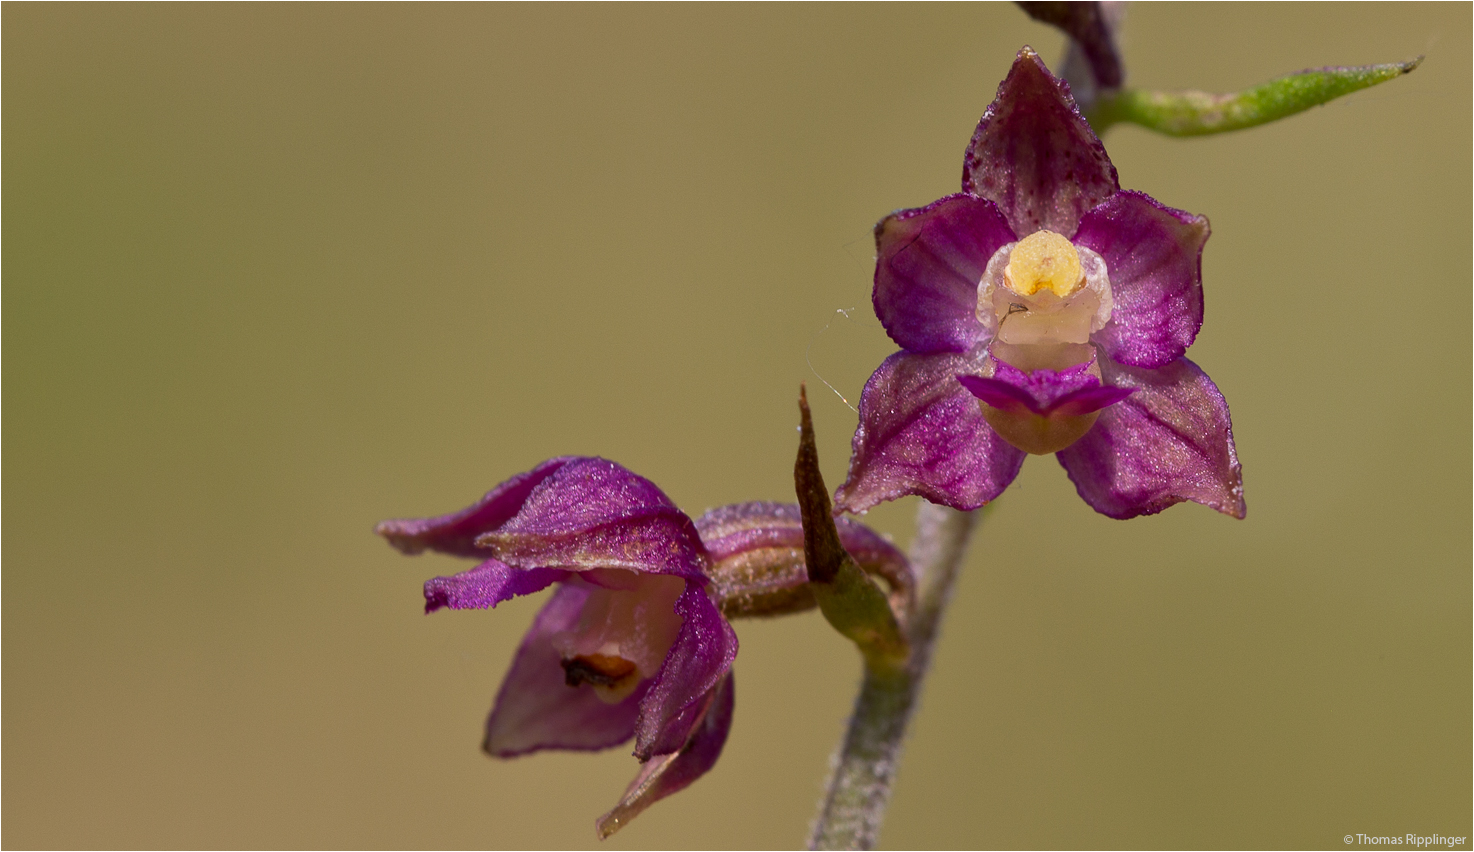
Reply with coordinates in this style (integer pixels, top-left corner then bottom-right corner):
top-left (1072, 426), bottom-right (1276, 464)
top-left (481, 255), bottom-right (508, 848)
top-left (376, 456), bottom-right (909, 837)
top-left (836, 47), bottom-right (1245, 520)
top-left (377, 456), bottom-right (736, 836)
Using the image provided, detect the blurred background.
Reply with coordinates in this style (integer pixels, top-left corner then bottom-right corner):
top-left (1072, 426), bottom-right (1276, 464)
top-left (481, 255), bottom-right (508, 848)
top-left (5, 4), bottom-right (1469, 849)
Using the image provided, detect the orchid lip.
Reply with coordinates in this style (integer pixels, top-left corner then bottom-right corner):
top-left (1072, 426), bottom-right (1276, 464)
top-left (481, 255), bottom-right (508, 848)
top-left (957, 373), bottom-right (1134, 418)
top-left (562, 654), bottom-right (639, 688)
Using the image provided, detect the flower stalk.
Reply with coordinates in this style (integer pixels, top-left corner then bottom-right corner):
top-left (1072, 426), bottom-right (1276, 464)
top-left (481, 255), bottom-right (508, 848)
top-left (808, 501), bottom-right (982, 851)
top-left (796, 384), bottom-right (984, 849)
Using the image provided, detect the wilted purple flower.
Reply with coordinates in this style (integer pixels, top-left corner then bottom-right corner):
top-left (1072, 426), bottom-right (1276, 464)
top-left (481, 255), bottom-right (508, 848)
top-left (376, 457), bottom-right (908, 837)
top-left (836, 47), bottom-right (1245, 520)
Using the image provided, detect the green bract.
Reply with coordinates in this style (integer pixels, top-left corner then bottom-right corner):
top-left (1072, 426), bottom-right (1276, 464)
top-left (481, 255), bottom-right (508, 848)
top-left (1089, 59), bottom-right (1422, 136)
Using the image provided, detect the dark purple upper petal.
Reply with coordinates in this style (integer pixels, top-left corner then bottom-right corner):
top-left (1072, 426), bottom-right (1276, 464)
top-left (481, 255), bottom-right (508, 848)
top-left (835, 348), bottom-right (1026, 514)
top-left (872, 193), bottom-right (1015, 354)
top-left (375, 457), bottom-right (577, 558)
top-left (422, 560), bottom-right (567, 613)
top-left (633, 582), bottom-right (738, 760)
top-left (962, 47), bottom-right (1119, 237)
top-left (473, 457), bottom-right (709, 577)
top-left (482, 583), bottom-right (648, 758)
top-left (1074, 190), bottom-right (1210, 369)
top-left (1056, 355), bottom-right (1245, 519)
top-left (595, 672), bottom-right (735, 839)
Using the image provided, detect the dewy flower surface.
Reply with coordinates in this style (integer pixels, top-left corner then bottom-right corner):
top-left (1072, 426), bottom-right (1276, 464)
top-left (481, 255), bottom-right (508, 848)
top-left (376, 456), bottom-right (909, 836)
top-left (836, 47), bottom-right (1245, 520)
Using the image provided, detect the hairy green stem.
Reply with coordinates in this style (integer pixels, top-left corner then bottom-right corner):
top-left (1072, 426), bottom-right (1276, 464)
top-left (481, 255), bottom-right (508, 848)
top-left (1089, 58), bottom-right (1422, 137)
top-left (808, 501), bottom-right (982, 850)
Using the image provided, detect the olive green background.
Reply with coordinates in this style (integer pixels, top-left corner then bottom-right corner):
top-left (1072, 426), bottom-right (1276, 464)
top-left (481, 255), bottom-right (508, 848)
top-left (5, 3), bottom-right (1469, 849)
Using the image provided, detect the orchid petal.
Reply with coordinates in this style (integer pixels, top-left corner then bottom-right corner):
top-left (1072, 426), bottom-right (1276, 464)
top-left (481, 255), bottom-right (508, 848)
top-left (1057, 356), bottom-right (1245, 519)
top-left (634, 582), bottom-right (737, 760)
top-left (872, 194), bottom-right (1015, 353)
top-left (836, 348), bottom-right (1025, 514)
top-left (962, 47), bottom-right (1118, 237)
top-left (596, 673), bottom-right (735, 839)
top-left (375, 457), bottom-right (577, 558)
top-left (477, 457), bottom-right (708, 577)
top-left (1075, 190), bottom-right (1210, 369)
top-left (483, 583), bottom-right (648, 757)
top-left (423, 561), bottom-right (567, 613)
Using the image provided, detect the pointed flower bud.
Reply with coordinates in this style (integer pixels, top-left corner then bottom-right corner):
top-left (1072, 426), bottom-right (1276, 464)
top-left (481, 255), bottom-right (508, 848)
top-left (1017, 1), bottom-right (1124, 92)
